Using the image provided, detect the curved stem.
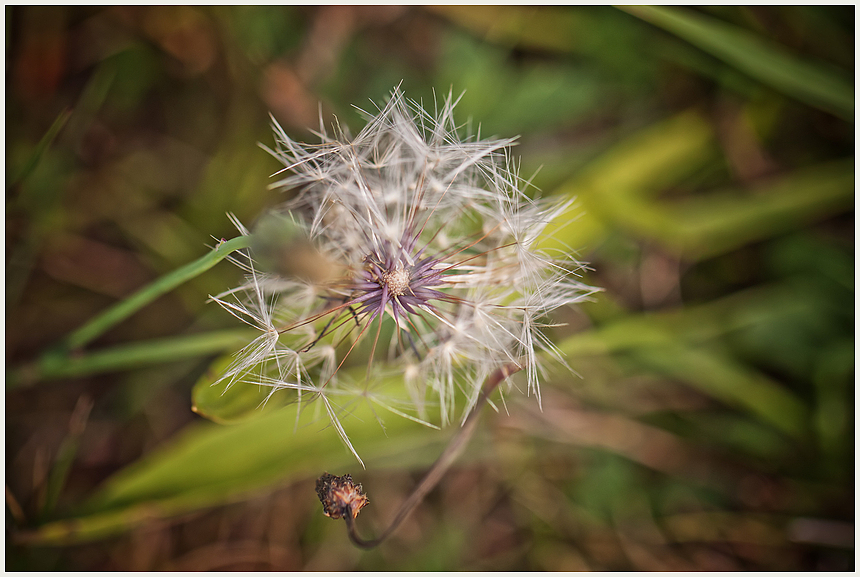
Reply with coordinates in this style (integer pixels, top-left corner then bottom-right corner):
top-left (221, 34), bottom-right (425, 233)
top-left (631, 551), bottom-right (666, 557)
top-left (343, 362), bottom-right (521, 549)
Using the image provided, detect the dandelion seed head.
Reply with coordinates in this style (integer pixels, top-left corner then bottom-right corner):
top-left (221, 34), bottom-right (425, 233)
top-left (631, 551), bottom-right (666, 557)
top-left (214, 86), bottom-right (597, 464)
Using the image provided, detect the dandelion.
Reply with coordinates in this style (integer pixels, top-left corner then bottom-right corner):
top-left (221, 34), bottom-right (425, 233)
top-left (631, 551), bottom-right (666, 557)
top-left (211, 86), bottom-right (595, 465)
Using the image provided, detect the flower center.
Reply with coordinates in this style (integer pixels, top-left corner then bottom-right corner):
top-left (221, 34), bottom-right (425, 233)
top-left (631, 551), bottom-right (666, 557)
top-left (381, 267), bottom-right (410, 296)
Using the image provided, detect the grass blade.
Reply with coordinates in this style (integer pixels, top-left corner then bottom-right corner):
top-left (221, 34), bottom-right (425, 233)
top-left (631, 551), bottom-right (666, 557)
top-left (621, 6), bottom-right (854, 120)
top-left (62, 235), bottom-right (252, 351)
top-left (6, 108), bottom-right (72, 192)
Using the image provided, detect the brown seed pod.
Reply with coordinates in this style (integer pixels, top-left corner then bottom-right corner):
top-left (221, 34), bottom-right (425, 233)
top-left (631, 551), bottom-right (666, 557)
top-left (315, 472), bottom-right (369, 520)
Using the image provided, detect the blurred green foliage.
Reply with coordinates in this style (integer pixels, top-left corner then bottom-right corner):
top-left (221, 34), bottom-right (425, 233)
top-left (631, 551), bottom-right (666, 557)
top-left (6, 5), bottom-right (853, 571)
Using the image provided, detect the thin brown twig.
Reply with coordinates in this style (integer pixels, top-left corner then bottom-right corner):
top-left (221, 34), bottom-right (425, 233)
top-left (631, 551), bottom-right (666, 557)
top-left (342, 362), bottom-right (522, 549)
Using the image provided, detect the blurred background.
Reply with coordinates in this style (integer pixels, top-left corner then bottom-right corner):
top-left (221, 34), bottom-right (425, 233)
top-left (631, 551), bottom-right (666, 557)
top-left (5, 5), bottom-right (854, 570)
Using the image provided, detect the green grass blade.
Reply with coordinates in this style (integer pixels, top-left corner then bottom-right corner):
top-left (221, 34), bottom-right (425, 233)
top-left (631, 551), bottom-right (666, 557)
top-left (635, 345), bottom-right (808, 439)
top-left (561, 151), bottom-right (852, 262)
top-left (596, 159), bottom-right (853, 260)
top-left (61, 235), bottom-right (252, 351)
top-left (538, 109), bottom-right (716, 253)
top-left (621, 6), bottom-right (854, 120)
top-left (41, 397), bottom-right (94, 518)
top-left (673, 160), bottom-right (854, 259)
top-left (6, 108), bottom-right (72, 192)
top-left (557, 284), bottom-right (812, 439)
top-left (6, 329), bottom-right (256, 390)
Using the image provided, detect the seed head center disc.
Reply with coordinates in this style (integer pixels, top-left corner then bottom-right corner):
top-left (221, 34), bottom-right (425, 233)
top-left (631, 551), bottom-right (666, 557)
top-left (382, 268), bottom-right (410, 296)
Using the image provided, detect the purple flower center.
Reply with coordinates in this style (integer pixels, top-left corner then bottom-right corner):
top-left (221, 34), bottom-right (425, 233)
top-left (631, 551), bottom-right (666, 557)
top-left (354, 242), bottom-right (448, 324)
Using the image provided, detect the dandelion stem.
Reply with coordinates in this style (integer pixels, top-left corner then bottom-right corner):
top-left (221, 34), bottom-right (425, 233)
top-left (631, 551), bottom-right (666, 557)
top-left (342, 362), bottom-right (522, 550)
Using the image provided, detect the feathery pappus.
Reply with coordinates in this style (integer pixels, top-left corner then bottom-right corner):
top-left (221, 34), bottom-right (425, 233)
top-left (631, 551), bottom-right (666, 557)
top-left (211, 86), bottom-right (596, 465)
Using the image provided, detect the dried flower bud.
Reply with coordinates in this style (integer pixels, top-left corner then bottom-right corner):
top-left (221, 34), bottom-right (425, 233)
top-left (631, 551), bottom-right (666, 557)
top-left (316, 472), bottom-right (369, 520)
